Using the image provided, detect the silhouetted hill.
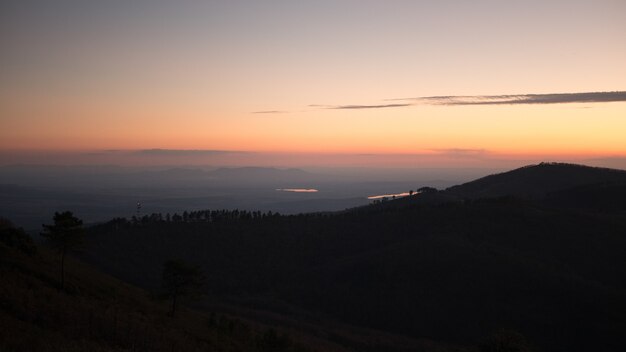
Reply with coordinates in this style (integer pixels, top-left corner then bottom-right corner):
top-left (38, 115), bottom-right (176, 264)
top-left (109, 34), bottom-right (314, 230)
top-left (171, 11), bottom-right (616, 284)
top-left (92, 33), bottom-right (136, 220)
top-left (445, 162), bottom-right (626, 199)
top-left (1, 219), bottom-right (379, 352)
top-left (1, 221), bottom-right (239, 351)
top-left (81, 163), bottom-right (626, 352)
top-left (543, 182), bottom-right (626, 211)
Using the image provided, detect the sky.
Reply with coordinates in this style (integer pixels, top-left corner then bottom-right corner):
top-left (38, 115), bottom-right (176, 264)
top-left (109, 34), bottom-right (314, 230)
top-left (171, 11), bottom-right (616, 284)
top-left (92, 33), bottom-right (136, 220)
top-left (1, 0), bottom-right (625, 168)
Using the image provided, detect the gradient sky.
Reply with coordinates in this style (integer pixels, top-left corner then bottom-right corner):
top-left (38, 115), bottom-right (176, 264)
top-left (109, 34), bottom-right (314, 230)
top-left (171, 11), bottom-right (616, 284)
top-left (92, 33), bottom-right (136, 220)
top-left (1, 0), bottom-right (625, 167)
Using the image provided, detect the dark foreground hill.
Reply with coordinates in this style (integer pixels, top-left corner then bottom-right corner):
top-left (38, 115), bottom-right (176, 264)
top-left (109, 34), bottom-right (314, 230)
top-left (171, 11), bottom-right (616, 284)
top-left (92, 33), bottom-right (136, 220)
top-left (80, 163), bottom-right (626, 352)
top-left (2, 219), bottom-right (383, 352)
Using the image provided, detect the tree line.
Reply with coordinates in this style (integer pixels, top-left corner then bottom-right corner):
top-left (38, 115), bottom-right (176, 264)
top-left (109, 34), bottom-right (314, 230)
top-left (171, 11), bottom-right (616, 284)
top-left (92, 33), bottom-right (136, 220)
top-left (126, 209), bottom-right (284, 226)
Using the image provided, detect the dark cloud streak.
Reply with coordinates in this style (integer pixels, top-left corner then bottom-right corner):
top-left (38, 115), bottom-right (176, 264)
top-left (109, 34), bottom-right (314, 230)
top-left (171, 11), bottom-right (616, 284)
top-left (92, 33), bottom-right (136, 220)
top-left (395, 91), bottom-right (626, 105)
top-left (251, 110), bottom-right (288, 114)
top-left (137, 149), bottom-right (249, 156)
top-left (260, 91), bottom-right (625, 115)
top-left (429, 148), bottom-right (488, 159)
top-left (326, 103), bottom-right (412, 110)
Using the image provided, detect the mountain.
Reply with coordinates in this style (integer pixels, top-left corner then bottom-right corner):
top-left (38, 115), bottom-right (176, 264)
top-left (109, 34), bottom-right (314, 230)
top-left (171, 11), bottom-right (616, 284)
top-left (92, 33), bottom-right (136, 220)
top-left (543, 181), bottom-right (626, 211)
top-left (80, 163), bottom-right (626, 352)
top-left (445, 162), bottom-right (626, 199)
top-left (208, 167), bottom-right (323, 186)
top-left (210, 167), bottom-right (310, 179)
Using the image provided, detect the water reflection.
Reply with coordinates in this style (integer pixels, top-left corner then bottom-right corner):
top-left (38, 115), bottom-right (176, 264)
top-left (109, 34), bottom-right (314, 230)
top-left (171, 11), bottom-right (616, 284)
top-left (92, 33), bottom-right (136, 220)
top-left (367, 192), bottom-right (414, 200)
top-left (276, 188), bottom-right (319, 193)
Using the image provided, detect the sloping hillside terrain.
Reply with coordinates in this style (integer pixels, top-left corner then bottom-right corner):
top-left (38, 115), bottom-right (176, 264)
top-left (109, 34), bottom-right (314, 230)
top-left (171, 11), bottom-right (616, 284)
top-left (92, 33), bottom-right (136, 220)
top-left (82, 163), bottom-right (626, 351)
top-left (1, 219), bottom-right (365, 352)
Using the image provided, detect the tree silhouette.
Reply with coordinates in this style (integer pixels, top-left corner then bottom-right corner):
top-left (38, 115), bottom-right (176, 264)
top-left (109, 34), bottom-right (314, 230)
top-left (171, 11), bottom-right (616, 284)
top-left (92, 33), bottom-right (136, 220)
top-left (418, 186), bottom-right (438, 193)
top-left (1, 218), bottom-right (36, 254)
top-left (161, 259), bottom-right (204, 317)
top-left (257, 328), bottom-right (292, 352)
top-left (41, 211), bottom-right (84, 289)
top-left (479, 329), bottom-right (532, 352)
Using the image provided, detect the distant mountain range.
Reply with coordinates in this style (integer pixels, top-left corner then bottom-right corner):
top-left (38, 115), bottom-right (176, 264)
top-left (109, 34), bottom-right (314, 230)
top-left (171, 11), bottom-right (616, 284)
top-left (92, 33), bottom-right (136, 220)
top-left (0, 165), bottom-right (319, 187)
top-left (211, 166), bottom-right (310, 178)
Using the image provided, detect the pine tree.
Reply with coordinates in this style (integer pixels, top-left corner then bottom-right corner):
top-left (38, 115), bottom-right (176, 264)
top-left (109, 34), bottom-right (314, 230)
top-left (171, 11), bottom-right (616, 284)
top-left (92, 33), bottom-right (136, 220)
top-left (41, 211), bottom-right (84, 289)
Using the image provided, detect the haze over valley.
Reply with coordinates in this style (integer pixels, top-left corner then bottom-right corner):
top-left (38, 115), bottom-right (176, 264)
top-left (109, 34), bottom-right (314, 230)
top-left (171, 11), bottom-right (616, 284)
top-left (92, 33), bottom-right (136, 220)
top-left (0, 164), bottom-right (488, 230)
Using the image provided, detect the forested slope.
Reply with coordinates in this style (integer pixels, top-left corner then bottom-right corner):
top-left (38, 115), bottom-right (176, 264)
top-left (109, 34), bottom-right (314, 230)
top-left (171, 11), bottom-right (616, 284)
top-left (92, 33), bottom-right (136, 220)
top-left (83, 164), bottom-right (626, 351)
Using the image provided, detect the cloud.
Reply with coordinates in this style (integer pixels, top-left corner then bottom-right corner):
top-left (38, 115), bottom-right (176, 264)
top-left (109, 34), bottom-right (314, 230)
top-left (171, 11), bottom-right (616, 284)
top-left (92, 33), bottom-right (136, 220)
top-left (251, 110), bottom-right (289, 114)
top-left (322, 103), bottom-right (412, 110)
top-left (395, 91), bottom-right (626, 105)
top-left (429, 148), bottom-right (489, 159)
top-left (260, 91), bottom-right (625, 115)
top-left (137, 149), bottom-right (248, 156)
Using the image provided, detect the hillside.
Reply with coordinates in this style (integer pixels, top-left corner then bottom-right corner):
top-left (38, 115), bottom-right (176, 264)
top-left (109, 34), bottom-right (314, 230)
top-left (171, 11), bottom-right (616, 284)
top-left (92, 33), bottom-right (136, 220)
top-left (81, 163), bottom-right (626, 352)
top-left (0, 219), bottom-right (363, 352)
top-left (445, 162), bottom-right (626, 199)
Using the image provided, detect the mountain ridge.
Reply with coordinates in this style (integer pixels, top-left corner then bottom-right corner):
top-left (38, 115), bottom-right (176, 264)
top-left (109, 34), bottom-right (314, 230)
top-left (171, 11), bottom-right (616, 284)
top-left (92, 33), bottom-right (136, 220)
top-left (444, 162), bottom-right (626, 199)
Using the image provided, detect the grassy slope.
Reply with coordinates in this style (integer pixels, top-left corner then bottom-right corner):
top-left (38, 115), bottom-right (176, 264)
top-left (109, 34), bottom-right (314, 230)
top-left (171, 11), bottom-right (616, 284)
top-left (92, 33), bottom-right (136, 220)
top-left (0, 235), bottom-right (349, 352)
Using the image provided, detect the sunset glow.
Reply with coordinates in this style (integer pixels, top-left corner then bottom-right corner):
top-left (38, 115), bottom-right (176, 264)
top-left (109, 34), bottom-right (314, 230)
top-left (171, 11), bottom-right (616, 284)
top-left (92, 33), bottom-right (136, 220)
top-left (1, 1), bottom-right (625, 168)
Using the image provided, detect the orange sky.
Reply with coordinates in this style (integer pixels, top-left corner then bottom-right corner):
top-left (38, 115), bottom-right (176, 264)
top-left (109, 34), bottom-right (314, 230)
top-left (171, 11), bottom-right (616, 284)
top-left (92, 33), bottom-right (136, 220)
top-left (1, 1), bottom-right (625, 167)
